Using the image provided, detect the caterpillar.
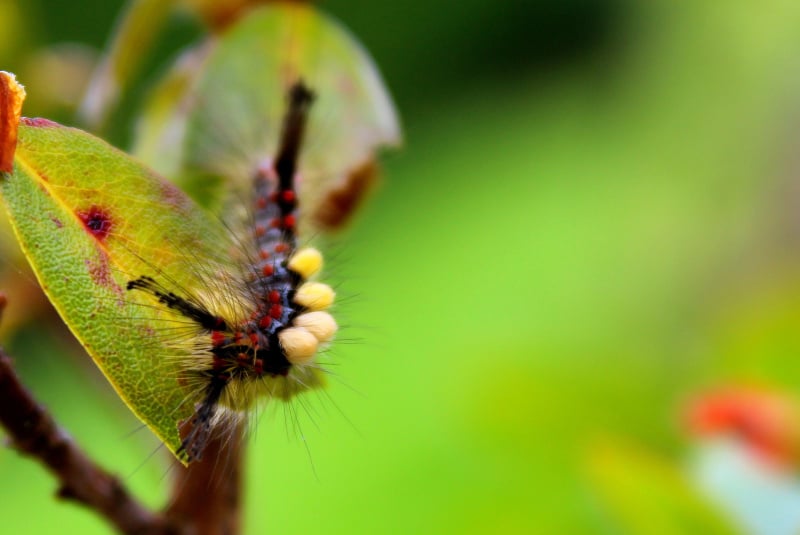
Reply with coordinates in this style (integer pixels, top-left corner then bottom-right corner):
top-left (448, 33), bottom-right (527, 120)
top-left (0, 3), bottom-right (400, 464)
top-left (126, 82), bottom-right (338, 461)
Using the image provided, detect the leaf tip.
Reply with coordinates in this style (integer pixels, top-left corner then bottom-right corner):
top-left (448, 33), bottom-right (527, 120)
top-left (0, 71), bottom-right (26, 173)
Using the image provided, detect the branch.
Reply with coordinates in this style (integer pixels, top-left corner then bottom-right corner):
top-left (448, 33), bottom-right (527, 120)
top-left (165, 421), bottom-right (245, 534)
top-left (0, 298), bottom-right (171, 533)
top-left (0, 293), bottom-right (245, 534)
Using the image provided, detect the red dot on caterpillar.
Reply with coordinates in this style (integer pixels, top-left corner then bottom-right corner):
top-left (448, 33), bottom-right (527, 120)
top-left (211, 331), bottom-right (226, 347)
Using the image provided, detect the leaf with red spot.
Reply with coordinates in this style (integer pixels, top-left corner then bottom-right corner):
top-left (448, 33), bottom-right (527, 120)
top-left (0, 72), bottom-right (228, 462)
top-left (135, 2), bottom-right (401, 231)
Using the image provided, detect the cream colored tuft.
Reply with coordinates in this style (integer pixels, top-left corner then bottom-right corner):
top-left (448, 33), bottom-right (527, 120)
top-left (293, 311), bottom-right (338, 342)
top-left (279, 327), bottom-right (319, 365)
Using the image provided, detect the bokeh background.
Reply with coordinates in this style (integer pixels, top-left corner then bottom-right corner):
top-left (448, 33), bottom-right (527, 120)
top-left (2, 0), bottom-right (800, 533)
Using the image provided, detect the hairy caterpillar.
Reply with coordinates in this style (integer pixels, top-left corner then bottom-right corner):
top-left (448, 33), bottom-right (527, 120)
top-left (0, 3), bottom-right (400, 464)
top-left (127, 82), bottom-right (338, 461)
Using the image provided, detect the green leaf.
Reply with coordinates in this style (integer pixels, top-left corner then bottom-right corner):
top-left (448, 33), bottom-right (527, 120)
top-left (1, 118), bottom-right (228, 461)
top-left (136, 3), bottom-right (401, 228)
top-left (586, 437), bottom-right (742, 535)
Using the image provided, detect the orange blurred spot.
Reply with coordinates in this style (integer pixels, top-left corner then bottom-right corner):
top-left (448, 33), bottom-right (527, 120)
top-left (686, 387), bottom-right (799, 467)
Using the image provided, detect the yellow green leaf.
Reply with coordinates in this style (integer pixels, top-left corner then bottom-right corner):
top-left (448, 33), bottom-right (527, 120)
top-left (1, 116), bottom-right (229, 462)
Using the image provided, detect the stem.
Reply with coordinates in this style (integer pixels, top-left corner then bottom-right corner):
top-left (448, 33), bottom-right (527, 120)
top-left (166, 420), bottom-right (245, 535)
top-left (0, 294), bottom-right (245, 534)
top-left (0, 297), bottom-right (172, 534)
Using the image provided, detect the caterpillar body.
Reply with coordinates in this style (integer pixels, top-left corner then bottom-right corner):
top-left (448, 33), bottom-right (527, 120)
top-left (126, 83), bottom-right (339, 461)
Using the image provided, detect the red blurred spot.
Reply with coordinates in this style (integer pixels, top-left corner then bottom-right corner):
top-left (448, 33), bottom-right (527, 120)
top-left (268, 290), bottom-right (280, 303)
top-left (77, 206), bottom-right (112, 241)
top-left (686, 388), bottom-right (799, 467)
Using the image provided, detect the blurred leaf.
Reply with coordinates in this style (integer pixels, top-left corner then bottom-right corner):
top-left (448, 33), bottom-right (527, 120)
top-left (79, 0), bottom-right (292, 130)
top-left (80, 0), bottom-right (179, 129)
top-left (0, 112), bottom-right (229, 461)
top-left (587, 437), bottom-right (742, 535)
top-left (183, 0), bottom-right (271, 31)
top-left (706, 270), bottom-right (800, 389)
top-left (132, 44), bottom-right (210, 181)
top-left (0, 0), bottom-right (30, 67)
top-left (22, 44), bottom-right (97, 116)
top-left (137, 3), bottom-right (401, 230)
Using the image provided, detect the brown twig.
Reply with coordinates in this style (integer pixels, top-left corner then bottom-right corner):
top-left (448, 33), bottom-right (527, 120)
top-left (0, 293), bottom-right (244, 534)
top-left (166, 422), bottom-right (245, 535)
top-left (0, 299), bottom-right (171, 533)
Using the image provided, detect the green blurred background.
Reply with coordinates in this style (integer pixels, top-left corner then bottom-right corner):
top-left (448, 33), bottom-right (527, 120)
top-left (3, 0), bottom-right (800, 533)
